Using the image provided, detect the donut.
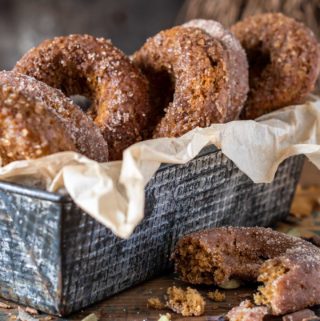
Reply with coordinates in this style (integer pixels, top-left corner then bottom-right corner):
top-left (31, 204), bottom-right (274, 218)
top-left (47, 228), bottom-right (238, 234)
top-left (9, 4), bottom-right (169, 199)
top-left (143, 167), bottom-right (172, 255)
top-left (14, 34), bottom-right (151, 160)
top-left (0, 71), bottom-right (109, 165)
top-left (183, 19), bottom-right (249, 122)
top-left (172, 227), bottom-right (320, 315)
top-left (230, 13), bottom-right (320, 119)
top-left (132, 24), bottom-right (248, 138)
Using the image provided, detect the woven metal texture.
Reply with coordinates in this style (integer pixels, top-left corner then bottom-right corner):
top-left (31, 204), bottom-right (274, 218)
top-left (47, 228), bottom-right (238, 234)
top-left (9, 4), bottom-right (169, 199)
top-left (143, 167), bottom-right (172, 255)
top-left (0, 148), bottom-right (304, 315)
top-left (0, 194), bottom-right (62, 313)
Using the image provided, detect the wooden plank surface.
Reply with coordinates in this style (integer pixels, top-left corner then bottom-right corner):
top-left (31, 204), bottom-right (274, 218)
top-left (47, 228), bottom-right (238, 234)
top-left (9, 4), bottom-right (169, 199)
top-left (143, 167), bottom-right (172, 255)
top-left (0, 274), bottom-right (254, 321)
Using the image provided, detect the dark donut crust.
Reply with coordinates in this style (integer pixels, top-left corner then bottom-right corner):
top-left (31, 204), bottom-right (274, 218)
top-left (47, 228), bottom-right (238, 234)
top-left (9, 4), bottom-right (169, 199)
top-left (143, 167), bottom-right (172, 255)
top-left (231, 13), bottom-right (320, 119)
top-left (183, 19), bottom-right (249, 122)
top-left (172, 227), bottom-right (320, 315)
top-left (0, 71), bottom-right (109, 165)
top-left (133, 26), bottom-right (248, 138)
top-left (14, 34), bottom-right (152, 160)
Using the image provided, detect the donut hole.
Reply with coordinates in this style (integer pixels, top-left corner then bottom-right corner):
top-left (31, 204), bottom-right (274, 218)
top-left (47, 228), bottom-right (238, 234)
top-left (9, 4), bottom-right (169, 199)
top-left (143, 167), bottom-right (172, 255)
top-left (70, 95), bottom-right (92, 113)
top-left (254, 261), bottom-right (289, 308)
top-left (146, 68), bottom-right (175, 120)
top-left (208, 56), bottom-right (219, 69)
top-left (156, 70), bottom-right (174, 112)
top-left (246, 46), bottom-right (271, 83)
top-left (56, 68), bottom-right (95, 113)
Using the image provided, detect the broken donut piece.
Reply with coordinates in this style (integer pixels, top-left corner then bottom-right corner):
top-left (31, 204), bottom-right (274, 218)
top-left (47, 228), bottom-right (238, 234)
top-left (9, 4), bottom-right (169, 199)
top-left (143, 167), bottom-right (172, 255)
top-left (226, 300), bottom-right (268, 321)
top-left (166, 286), bottom-right (205, 317)
top-left (172, 227), bottom-right (320, 315)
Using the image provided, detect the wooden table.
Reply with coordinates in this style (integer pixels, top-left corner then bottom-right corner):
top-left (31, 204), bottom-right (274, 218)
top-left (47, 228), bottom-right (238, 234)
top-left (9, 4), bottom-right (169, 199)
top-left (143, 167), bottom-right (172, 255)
top-left (0, 274), bottom-right (254, 321)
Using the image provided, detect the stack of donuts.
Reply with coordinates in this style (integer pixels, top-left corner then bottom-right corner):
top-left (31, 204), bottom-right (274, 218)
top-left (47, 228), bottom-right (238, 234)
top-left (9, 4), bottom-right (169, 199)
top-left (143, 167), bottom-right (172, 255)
top-left (0, 13), bottom-right (319, 165)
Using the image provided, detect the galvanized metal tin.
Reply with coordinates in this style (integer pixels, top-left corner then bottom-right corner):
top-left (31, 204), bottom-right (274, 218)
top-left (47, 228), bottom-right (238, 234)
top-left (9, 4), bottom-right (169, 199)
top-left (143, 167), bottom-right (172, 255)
top-left (0, 146), bottom-right (304, 315)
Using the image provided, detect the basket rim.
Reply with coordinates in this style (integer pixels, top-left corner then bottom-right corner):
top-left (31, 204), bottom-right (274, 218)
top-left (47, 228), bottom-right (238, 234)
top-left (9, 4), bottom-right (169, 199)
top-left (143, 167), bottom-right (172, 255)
top-left (0, 144), bottom-right (219, 203)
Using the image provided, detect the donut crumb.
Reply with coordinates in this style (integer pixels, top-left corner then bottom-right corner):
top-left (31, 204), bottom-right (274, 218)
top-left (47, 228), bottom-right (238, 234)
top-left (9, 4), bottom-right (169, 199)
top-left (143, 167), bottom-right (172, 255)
top-left (157, 313), bottom-right (171, 321)
top-left (166, 286), bottom-right (205, 316)
top-left (147, 297), bottom-right (165, 309)
top-left (208, 289), bottom-right (225, 302)
top-left (226, 300), bottom-right (268, 321)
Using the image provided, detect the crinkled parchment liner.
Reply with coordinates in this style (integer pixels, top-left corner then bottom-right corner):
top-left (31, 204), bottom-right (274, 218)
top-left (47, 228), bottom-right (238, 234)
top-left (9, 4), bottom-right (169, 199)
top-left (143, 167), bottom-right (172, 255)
top-left (1, 97), bottom-right (320, 238)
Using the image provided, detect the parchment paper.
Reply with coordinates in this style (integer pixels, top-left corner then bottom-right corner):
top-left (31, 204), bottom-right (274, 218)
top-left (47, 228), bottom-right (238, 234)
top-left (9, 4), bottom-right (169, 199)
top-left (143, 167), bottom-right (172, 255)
top-left (1, 97), bottom-right (320, 238)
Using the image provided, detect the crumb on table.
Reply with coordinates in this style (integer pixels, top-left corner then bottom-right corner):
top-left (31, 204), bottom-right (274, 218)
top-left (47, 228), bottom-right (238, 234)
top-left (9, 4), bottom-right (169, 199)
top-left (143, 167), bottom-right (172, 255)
top-left (166, 286), bottom-right (205, 317)
top-left (157, 313), bottom-right (171, 321)
top-left (282, 309), bottom-right (316, 321)
top-left (0, 302), bottom-right (12, 309)
top-left (208, 289), bottom-right (226, 302)
top-left (25, 307), bottom-right (39, 315)
top-left (226, 300), bottom-right (268, 321)
top-left (147, 297), bottom-right (165, 309)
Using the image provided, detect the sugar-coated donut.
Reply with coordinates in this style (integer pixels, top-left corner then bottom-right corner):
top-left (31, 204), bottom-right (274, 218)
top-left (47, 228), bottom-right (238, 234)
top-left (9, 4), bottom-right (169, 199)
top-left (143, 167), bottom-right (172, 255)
top-left (0, 71), bottom-right (109, 165)
top-left (172, 227), bottom-right (320, 315)
top-left (231, 13), bottom-right (320, 119)
top-left (132, 25), bottom-right (248, 138)
top-left (14, 34), bottom-right (152, 160)
top-left (183, 19), bottom-right (249, 122)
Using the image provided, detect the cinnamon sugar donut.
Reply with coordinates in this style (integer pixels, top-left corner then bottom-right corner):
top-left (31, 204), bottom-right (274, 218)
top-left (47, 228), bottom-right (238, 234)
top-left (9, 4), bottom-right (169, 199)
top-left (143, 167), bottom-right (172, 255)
top-left (0, 71), bottom-right (109, 165)
top-left (14, 34), bottom-right (151, 160)
top-left (172, 227), bottom-right (320, 315)
top-left (132, 25), bottom-right (248, 138)
top-left (183, 19), bottom-right (249, 122)
top-left (231, 13), bottom-right (320, 119)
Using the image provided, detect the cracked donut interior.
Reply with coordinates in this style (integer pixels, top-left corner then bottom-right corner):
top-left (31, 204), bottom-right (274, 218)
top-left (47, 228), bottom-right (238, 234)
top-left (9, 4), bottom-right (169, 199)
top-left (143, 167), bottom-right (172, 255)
top-left (173, 241), bottom-right (224, 284)
top-left (173, 238), bottom-right (291, 306)
top-left (173, 238), bottom-right (266, 285)
top-left (254, 261), bottom-right (289, 307)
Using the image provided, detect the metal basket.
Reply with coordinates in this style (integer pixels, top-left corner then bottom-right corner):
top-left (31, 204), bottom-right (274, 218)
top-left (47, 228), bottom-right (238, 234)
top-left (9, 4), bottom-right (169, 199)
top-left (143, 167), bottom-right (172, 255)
top-left (0, 145), bottom-right (304, 316)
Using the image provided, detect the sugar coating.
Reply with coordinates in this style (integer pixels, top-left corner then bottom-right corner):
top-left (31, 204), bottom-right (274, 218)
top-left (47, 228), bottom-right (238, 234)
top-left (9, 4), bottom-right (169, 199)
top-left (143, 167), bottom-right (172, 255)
top-left (172, 226), bottom-right (320, 315)
top-left (133, 25), bottom-right (248, 138)
top-left (14, 34), bottom-right (151, 160)
top-left (231, 13), bottom-right (320, 119)
top-left (183, 19), bottom-right (249, 122)
top-left (226, 300), bottom-right (268, 321)
top-left (0, 71), bottom-right (109, 165)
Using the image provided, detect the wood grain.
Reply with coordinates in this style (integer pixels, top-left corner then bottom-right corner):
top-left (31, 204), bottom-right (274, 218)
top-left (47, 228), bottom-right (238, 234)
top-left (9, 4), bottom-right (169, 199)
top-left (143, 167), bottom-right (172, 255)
top-left (0, 274), bottom-right (254, 321)
top-left (177, 0), bottom-right (320, 35)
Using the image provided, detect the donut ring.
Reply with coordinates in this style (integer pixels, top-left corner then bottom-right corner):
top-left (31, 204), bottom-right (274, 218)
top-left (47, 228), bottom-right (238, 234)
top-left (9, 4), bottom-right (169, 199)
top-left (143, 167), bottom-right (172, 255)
top-left (0, 71), bottom-right (109, 165)
top-left (231, 13), bottom-right (320, 119)
top-left (14, 34), bottom-right (151, 160)
top-left (172, 227), bottom-right (320, 315)
top-left (183, 19), bottom-right (249, 122)
top-left (132, 25), bottom-right (248, 138)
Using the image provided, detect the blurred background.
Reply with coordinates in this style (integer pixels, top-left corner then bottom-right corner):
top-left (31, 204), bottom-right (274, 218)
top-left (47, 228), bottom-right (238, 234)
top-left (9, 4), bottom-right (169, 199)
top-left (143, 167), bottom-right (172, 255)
top-left (0, 0), bottom-right (319, 183)
top-left (0, 0), bottom-right (184, 69)
top-left (1, 0), bottom-right (319, 69)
